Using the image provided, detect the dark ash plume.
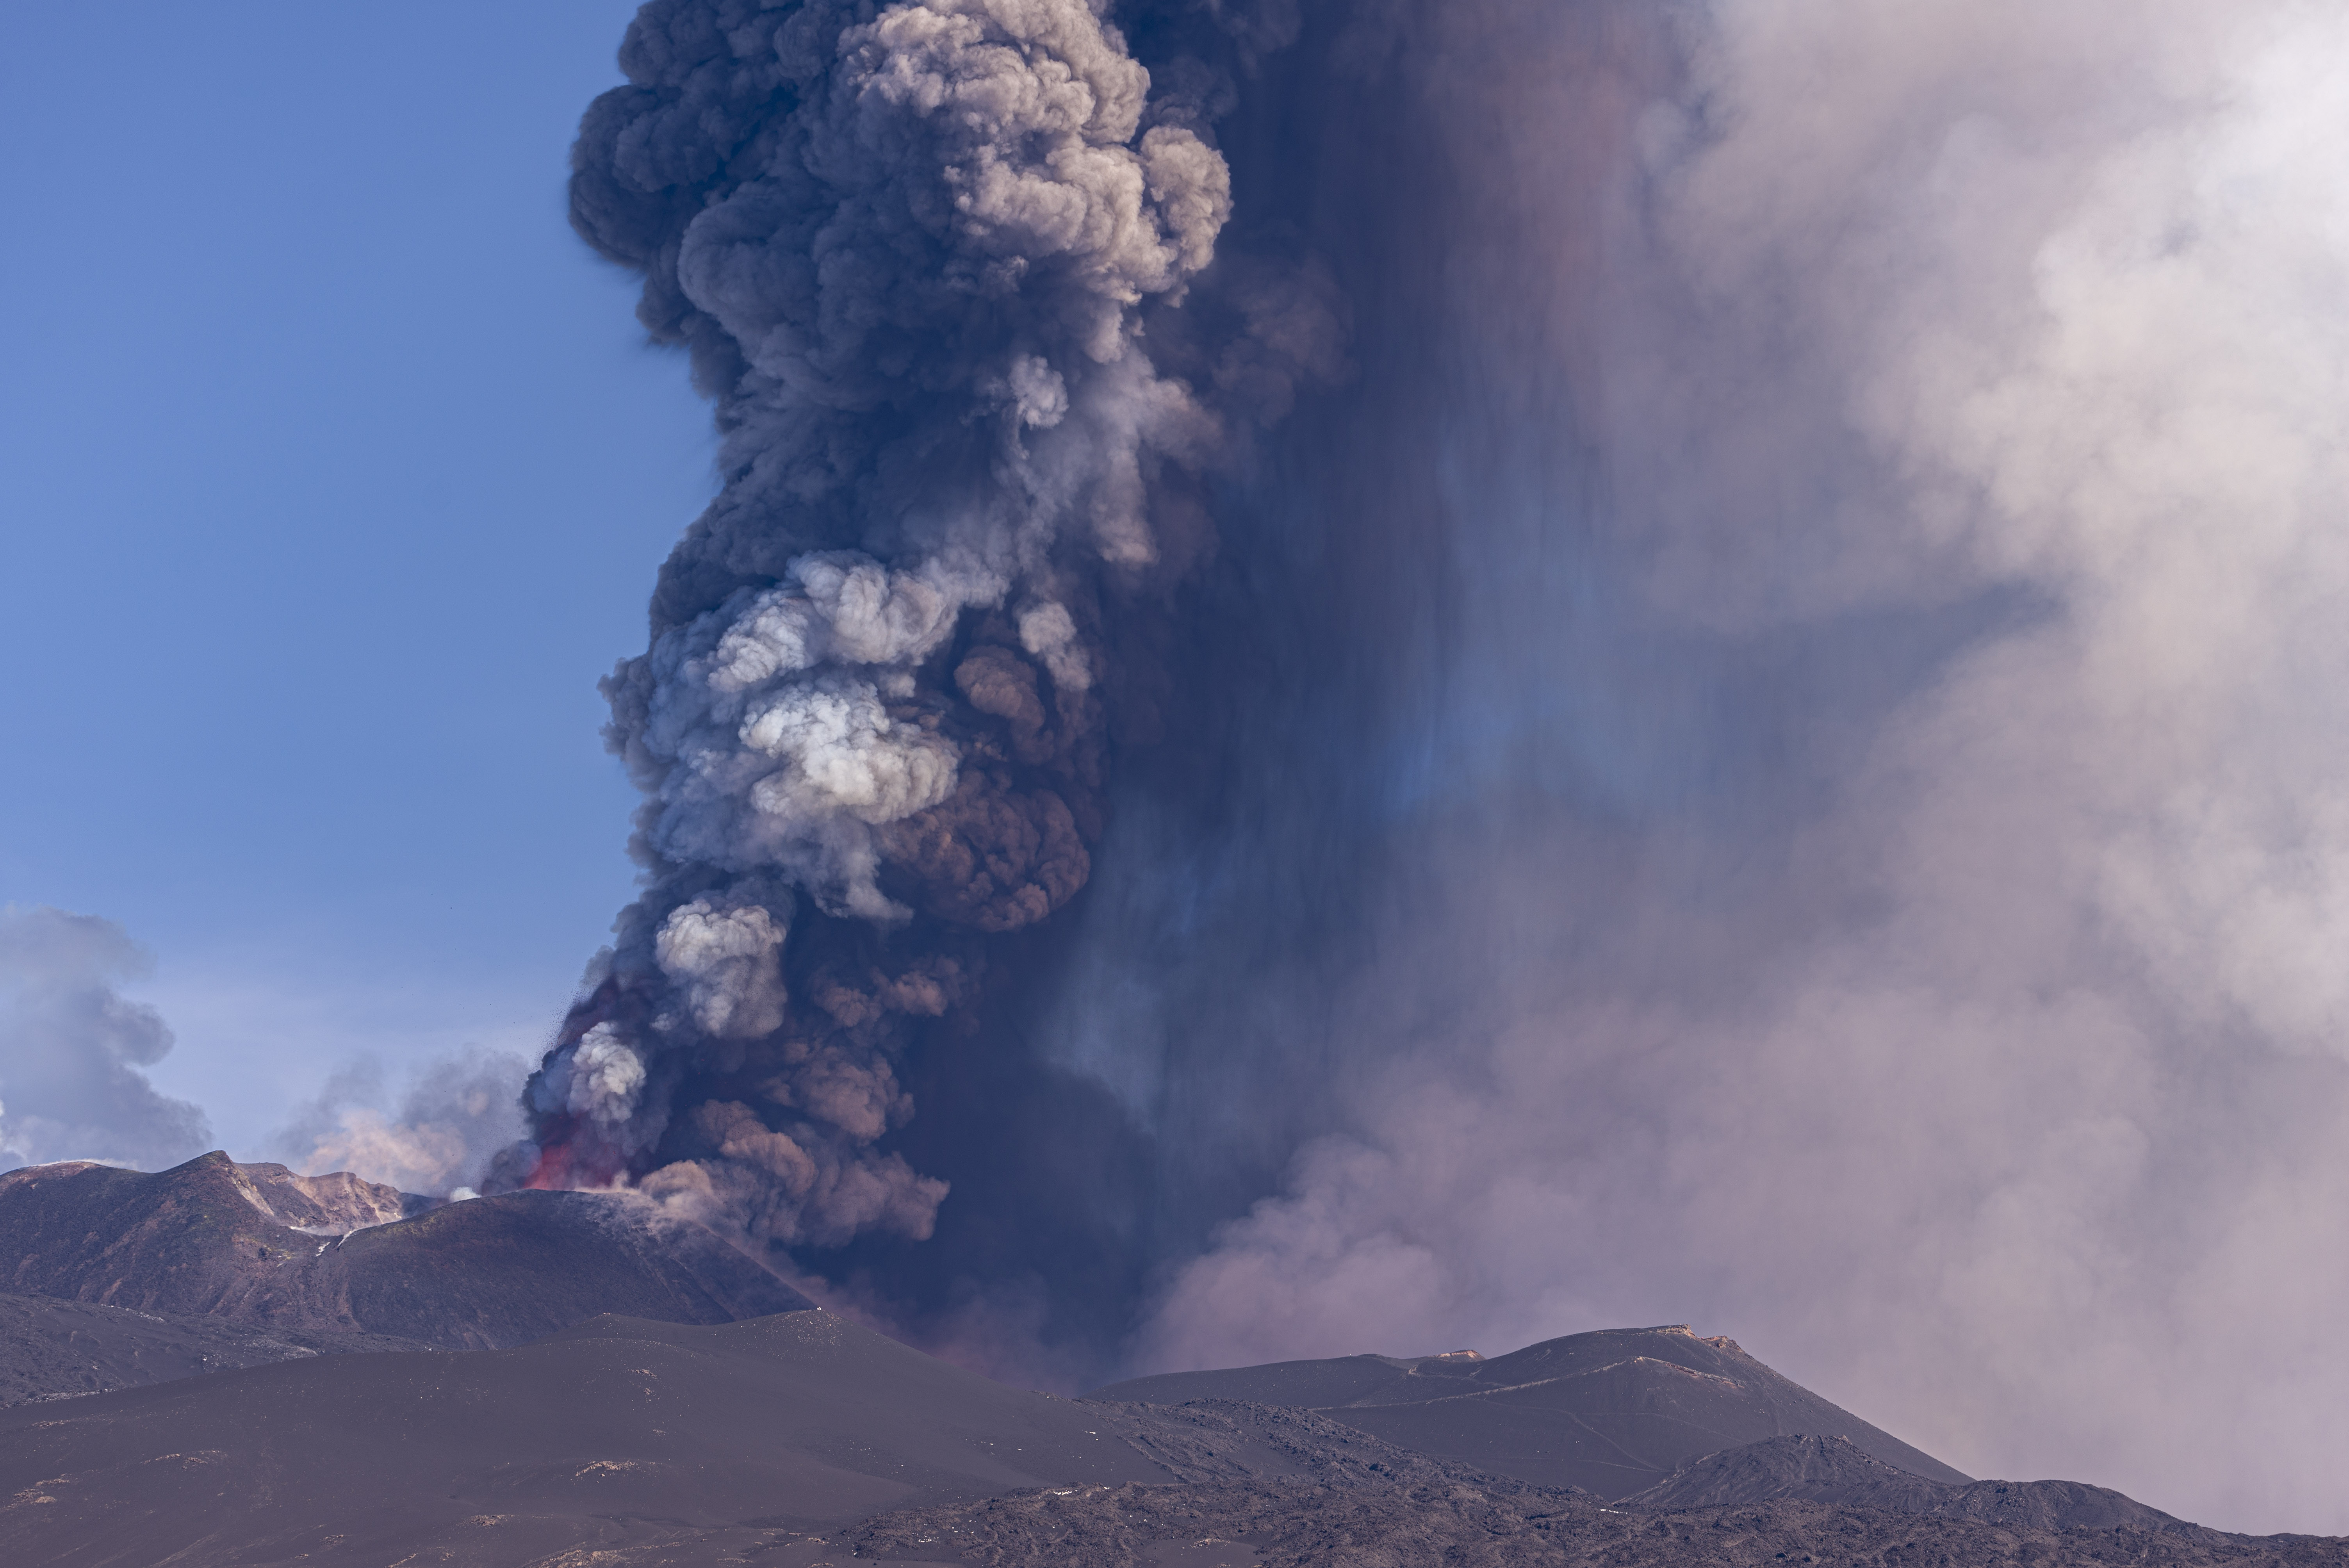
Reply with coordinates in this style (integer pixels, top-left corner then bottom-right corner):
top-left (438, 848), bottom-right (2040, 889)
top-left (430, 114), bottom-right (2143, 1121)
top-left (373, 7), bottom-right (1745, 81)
top-left (498, 0), bottom-right (1330, 1279)
top-left (510, 0), bottom-right (2349, 1529)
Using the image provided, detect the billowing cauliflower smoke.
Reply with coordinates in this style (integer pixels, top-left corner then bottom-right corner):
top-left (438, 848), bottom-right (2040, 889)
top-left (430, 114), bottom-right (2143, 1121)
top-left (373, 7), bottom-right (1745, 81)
top-left (520, 0), bottom-right (1239, 1249)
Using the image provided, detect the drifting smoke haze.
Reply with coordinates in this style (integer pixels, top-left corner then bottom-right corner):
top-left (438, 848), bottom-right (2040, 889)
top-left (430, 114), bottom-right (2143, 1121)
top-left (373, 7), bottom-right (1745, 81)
top-left (276, 1051), bottom-right (531, 1197)
top-left (509, 0), bottom-right (2349, 1536)
top-left (1139, 0), bottom-right (2349, 1536)
top-left (0, 908), bottom-right (211, 1171)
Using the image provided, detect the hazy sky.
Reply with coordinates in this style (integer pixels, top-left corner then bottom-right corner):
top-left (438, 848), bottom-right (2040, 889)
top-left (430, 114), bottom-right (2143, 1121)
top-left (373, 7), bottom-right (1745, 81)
top-left (1, 2), bottom-right (712, 1151)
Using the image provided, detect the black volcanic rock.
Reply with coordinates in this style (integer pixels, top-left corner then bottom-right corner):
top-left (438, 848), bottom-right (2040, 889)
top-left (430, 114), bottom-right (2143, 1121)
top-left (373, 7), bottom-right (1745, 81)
top-left (0, 1153), bottom-right (812, 1349)
top-left (1088, 1324), bottom-right (1968, 1499)
top-left (1936, 1475), bottom-right (2220, 1534)
top-left (1618, 1433), bottom-right (2219, 1537)
top-left (850, 1482), bottom-right (2349, 1568)
top-left (1613, 1431), bottom-right (1960, 1510)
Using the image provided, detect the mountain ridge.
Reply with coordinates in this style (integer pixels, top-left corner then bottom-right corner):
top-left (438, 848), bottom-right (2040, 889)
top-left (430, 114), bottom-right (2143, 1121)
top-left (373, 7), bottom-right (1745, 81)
top-left (1087, 1323), bottom-right (1967, 1498)
top-left (0, 1152), bottom-right (812, 1351)
top-left (11, 1312), bottom-right (2321, 1567)
top-left (0, 1157), bottom-right (2326, 1561)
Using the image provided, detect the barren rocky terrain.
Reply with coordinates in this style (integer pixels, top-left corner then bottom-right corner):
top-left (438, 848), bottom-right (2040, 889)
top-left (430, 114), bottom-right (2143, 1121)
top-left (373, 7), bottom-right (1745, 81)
top-left (1090, 1327), bottom-right (1966, 1496)
top-left (0, 1153), bottom-right (811, 1355)
top-left (1, 1156), bottom-right (2340, 1566)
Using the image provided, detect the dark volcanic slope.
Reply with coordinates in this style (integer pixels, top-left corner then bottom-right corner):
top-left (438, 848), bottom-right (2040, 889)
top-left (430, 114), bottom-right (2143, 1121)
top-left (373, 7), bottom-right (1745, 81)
top-left (0, 1153), bottom-right (811, 1348)
top-left (847, 1482), bottom-right (2349, 1568)
top-left (1089, 1325), bottom-right (1968, 1499)
top-left (321, 1182), bottom-right (813, 1346)
top-left (1615, 1431), bottom-right (1966, 1511)
top-left (0, 1292), bottom-right (432, 1406)
top-left (0, 1310), bottom-right (1190, 1566)
top-left (1, 1320), bottom-right (2336, 1568)
top-left (1618, 1434), bottom-right (2216, 1536)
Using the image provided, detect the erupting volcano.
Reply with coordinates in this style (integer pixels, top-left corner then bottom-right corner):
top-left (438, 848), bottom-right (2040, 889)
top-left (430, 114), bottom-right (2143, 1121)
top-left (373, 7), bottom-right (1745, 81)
top-left (485, 1), bottom-right (1335, 1283)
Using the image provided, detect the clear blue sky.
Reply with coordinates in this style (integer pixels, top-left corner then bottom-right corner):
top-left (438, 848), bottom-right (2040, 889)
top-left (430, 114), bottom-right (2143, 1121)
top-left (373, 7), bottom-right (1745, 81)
top-left (0, 3), bottom-right (711, 1152)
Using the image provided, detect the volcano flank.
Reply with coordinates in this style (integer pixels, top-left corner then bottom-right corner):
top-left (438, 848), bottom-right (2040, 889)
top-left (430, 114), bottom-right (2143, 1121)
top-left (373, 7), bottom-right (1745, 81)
top-left (2, 1155), bottom-right (2339, 1566)
top-left (0, 1153), bottom-right (811, 1357)
top-left (1086, 1325), bottom-right (1969, 1498)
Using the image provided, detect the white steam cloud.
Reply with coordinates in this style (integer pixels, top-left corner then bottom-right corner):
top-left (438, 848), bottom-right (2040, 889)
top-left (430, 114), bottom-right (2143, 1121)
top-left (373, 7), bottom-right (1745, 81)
top-left (1140, 0), bottom-right (2349, 1537)
top-left (0, 906), bottom-right (211, 1172)
top-left (656, 898), bottom-right (790, 1039)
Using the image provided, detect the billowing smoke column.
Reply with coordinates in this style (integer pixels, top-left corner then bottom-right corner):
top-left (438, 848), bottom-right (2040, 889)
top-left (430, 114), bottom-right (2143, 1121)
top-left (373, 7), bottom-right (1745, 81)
top-left (497, 0), bottom-right (1318, 1262)
top-left (513, 0), bottom-right (2349, 1533)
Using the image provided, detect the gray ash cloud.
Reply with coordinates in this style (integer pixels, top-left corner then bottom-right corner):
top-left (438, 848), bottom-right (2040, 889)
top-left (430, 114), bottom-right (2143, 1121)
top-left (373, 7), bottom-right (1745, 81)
top-left (510, 3), bottom-right (2349, 1531)
top-left (494, 0), bottom-right (1338, 1357)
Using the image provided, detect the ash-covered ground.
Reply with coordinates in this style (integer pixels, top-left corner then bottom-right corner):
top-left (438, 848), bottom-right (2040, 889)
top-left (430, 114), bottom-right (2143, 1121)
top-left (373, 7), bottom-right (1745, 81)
top-left (842, 1482), bottom-right (2349, 1568)
top-left (1, 1155), bottom-right (2343, 1565)
top-left (831, 1404), bottom-right (2340, 1568)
